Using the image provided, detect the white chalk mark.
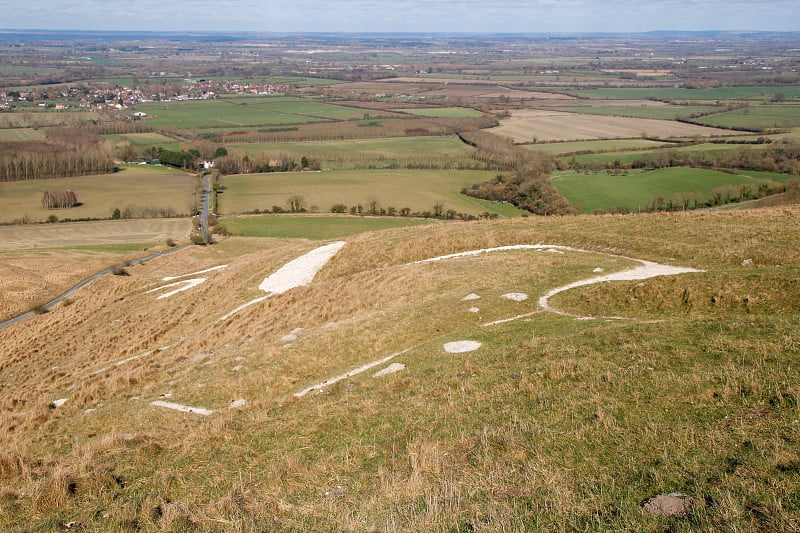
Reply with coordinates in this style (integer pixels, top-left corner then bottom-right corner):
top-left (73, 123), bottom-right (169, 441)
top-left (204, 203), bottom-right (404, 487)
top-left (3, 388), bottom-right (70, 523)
top-left (412, 244), bottom-right (704, 321)
top-left (463, 293), bottom-right (481, 301)
top-left (468, 307), bottom-right (480, 313)
top-left (218, 295), bottom-right (269, 321)
top-left (145, 278), bottom-right (206, 299)
top-left (151, 401), bottom-right (214, 416)
top-left (218, 242), bottom-right (345, 322)
top-left (539, 260), bottom-right (703, 318)
top-left (162, 264), bottom-right (227, 281)
top-left (482, 311), bottom-right (542, 327)
top-left (444, 341), bottom-right (482, 353)
top-left (230, 399), bottom-right (247, 409)
top-left (373, 363), bottom-right (406, 378)
top-left (294, 349), bottom-right (409, 398)
top-left (259, 241), bottom-right (346, 294)
top-left (502, 292), bottom-right (529, 302)
top-left (50, 398), bottom-right (68, 409)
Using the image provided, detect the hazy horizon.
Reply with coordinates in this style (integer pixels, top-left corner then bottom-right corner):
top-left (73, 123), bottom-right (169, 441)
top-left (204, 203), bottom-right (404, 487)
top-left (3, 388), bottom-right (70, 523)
top-left (1, 0), bottom-right (798, 34)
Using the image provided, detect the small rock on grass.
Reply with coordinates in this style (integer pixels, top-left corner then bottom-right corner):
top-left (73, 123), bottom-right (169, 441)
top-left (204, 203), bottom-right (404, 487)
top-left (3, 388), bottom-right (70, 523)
top-left (639, 493), bottom-right (694, 517)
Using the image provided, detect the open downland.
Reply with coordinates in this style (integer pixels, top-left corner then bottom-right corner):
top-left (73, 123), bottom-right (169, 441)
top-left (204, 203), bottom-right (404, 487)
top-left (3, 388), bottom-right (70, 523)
top-left (0, 219), bottom-right (190, 320)
top-left (222, 214), bottom-right (436, 240)
top-left (1, 207), bottom-right (799, 530)
top-left (220, 169), bottom-right (516, 217)
top-left (0, 165), bottom-right (197, 223)
top-left (551, 167), bottom-right (779, 212)
top-left (489, 109), bottom-right (737, 143)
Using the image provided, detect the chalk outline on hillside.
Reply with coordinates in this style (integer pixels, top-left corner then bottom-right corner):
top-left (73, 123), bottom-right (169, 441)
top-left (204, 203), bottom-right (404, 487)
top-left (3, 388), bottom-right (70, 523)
top-left (412, 244), bottom-right (704, 320)
top-left (219, 241), bottom-right (346, 321)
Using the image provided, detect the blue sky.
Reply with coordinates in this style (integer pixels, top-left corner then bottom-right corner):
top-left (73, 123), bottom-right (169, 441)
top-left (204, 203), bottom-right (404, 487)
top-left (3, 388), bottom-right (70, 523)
top-left (1, 0), bottom-right (798, 33)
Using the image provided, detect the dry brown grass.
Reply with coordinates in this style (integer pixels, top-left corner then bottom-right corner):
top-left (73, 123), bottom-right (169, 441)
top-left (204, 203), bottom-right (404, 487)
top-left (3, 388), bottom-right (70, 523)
top-left (1, 206), bottom-right (799, 530)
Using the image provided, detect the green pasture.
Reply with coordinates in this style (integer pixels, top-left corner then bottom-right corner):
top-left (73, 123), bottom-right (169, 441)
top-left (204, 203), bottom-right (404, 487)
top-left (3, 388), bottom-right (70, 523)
top-left (550, 105), bottom-right (720, 120)
top-left (132, 100), bottom-right (327, 129)
top-left (215, 96), bottom-right (378, 120)
top-left (527, 138), bottom-right (671, 155)
top-left (568, 142), bottom-right (772, 166)
top-left (0, 111), bottom-right (98, 128)
top-left (103, 132), bottom-right (181, 150)
top-left (220, 214), bottom-right (436, 240)
top-left (565, 86), bottom-right (800, 101)
top-left (220, 169), bottom-right (511, 217)
top-left (0, 128), bottom-right (46, 141)
top-left (227, 135), bottom-right (473, 162)
top-left (0, 165), bottom-right (196, 224)
top-left (551, 167), bottom-right (778, 212)
top-left (398, 107), bottom-right (485, 118)
top-left (693, 104), bottom-right (800, 129)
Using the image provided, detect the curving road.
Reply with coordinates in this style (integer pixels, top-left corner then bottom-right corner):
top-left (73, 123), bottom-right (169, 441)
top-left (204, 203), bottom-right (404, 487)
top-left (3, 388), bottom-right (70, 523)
top-left (0, 174), bottom-right (212, 330)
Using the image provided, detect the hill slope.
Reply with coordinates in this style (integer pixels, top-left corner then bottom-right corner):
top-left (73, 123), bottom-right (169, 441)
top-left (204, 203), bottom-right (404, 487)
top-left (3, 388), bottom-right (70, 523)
top-left (1, 208), bottom-right (799, 531)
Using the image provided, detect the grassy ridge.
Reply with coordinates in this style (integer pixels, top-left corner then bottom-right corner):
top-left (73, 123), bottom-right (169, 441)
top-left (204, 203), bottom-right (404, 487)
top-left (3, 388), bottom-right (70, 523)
top-left (1, 207), bottom-right (799, 530)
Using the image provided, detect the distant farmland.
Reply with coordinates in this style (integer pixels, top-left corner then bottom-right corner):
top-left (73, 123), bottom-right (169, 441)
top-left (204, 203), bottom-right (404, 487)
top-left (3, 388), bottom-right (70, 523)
top-left (227, 135), bottom-right (476, 169)
top-left (134, 97), bottom-right (383, 129)
top-left (551, 167), bottom-right (782, 212)
top-left (0, 165), bottom-right (196, 223)
top-left (219, 169), bottom-right (518, 217)
top-left (489, 109), bottom-right (738, 143)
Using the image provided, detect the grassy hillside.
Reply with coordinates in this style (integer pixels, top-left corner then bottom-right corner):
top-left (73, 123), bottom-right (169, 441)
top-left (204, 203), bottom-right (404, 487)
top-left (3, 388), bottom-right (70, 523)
top-left (1, 206), bottom-right (799, 530)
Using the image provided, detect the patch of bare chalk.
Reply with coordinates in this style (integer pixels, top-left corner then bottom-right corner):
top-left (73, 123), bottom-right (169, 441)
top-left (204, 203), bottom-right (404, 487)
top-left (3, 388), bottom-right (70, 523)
top-left (145, 278), bottom-right (207, 299)
top-left (413, 244), bottom-right (703, 323)
top-left (219, 241), bottom-right (345, 321)
top-left (294, 349), bottom-right (410, 398)
top-left (151, 400), bottom-right (214, 416)
top-left (444, 341), bottom-right (482, 353)
top-left (162, 265), bottom-right (227, 281)
top-left (539, 260), bottom-right (704, 319)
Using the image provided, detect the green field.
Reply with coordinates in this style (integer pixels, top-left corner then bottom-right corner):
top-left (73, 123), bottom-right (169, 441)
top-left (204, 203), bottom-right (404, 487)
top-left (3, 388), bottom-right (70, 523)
top-left (228, 135), bottom-right (474, 166)
top-left (0, 127), bottom-right (47, 141)
top-left (551, 167), bottom-right (779, 212)
top-left (0, 165), bottom-right (196, 223)
top-left (103, 132), bottom-right (181, 150)
top-left (133, 100), bottom-right (328, 129)
top-left (564, 86), bottom-right (800, 101)
top-left (399, 107), bottom-right (485, 118)
top-left (550, 105), bottom-right (720, 120)
top-left (528, 138), bottom-right (671, 155)
top-left (568, 142), bottom-right (772, 166)
top-left (221, 214), bottom-right (437, 239)
top-left (0, 111), bottom-right (98, 128)
top-left (220, 169), bottom-right (511, 217)
top-left (693, 104), bottom-right (800, 129)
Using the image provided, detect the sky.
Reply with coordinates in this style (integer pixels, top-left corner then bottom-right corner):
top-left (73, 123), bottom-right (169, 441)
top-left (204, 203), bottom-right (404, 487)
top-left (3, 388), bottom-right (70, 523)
top-left (0, 0), bottom-right (798, 33)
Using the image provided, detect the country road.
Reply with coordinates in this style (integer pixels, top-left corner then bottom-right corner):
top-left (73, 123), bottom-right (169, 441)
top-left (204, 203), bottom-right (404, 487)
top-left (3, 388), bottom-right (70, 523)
top-left (0, 173), bottom-right (212, 330)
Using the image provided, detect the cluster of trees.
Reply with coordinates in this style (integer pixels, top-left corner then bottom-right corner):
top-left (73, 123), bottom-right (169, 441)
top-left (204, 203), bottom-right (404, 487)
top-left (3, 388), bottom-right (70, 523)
top-left (246, 196), bottom-right (497, 221)
top-left (41, 190), bottom-right (78, 209)
top-left (462, 170), bottom-right (577, 216)
top-left (213, 154), bottom-right (319, 174)
top-left (0, 142), bottom-right (114, 181)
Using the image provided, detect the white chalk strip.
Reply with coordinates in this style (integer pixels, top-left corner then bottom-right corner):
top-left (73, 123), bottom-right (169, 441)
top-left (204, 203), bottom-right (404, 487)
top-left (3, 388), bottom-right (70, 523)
top-left (294, 349), bottom-right (409, 398)
top-left (151, 400), bottom-right (214, 416)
